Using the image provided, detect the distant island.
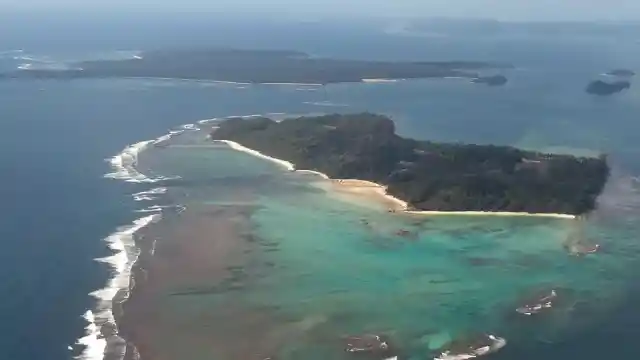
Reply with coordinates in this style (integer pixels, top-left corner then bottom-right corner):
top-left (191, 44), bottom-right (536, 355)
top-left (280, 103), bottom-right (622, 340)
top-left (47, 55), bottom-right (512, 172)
top-left (0, 49), bottom-right (509, 84)
top-left (606, 69), bottom-right (635, 77)
top-left (586, 80), bottom-right (631, 95)
top-left (209, 113), bottom-right (609, 215)
top-left (471, 75), bottom-right (508, 86)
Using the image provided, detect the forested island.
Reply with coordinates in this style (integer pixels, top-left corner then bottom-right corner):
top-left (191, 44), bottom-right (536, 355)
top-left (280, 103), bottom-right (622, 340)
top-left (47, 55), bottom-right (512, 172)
top-left (586, 80), bottom-right (631, 95)
top-left (0, 49), bottom-right (508, 84)
top-left (210, 113), bottom-right (609, 215)
top-left (471, 75), bottom-right (508, 86)
top-left (606, 69), bottom-right (635, 77)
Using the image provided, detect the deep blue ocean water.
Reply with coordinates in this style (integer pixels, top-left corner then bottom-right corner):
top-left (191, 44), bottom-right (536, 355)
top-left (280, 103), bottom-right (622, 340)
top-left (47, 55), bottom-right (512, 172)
top-left (1, 14), bottom-right (640, 360)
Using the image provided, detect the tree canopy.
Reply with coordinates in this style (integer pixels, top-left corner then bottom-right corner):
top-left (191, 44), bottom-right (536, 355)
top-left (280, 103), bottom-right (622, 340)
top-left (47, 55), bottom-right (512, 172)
top-left (211, 113), bottom-right (609, 215)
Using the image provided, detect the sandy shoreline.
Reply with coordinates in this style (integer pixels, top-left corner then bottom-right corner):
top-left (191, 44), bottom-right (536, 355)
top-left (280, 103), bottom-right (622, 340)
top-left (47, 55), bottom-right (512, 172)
top-left (215, 139), bottom-right (576, 220)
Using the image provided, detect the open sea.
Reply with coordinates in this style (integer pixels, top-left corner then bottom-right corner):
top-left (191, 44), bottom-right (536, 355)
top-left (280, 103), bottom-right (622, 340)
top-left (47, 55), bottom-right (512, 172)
top-left (2, 13), bottom-right (640, 360)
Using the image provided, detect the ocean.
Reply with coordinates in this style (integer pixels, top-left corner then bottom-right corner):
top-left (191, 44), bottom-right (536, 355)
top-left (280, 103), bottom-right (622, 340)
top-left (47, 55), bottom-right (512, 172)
top-left (1, 13), bottom-right (640, 360)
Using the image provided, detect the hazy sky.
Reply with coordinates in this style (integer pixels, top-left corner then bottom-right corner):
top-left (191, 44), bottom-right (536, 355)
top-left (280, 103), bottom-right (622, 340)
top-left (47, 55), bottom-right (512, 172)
top-left (3, 0), bottom-right (640, 21)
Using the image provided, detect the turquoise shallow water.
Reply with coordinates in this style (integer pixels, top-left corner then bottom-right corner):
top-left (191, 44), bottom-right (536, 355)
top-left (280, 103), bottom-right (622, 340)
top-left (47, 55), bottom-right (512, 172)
top-left (4, 17), bottom-right (640, 360)
top-left (135, 126), bottom-right (640, 360)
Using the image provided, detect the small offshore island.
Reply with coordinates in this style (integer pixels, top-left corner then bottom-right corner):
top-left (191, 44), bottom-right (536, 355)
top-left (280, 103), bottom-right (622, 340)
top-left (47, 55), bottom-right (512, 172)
top-left (0, 49), bottom-right (508, 84)
top-left (471, 74), bottom-right (508, 86)
top-left (586, 80), bottom-right (631, 95)
top-left (606, 69), bottom-right (635, 77)
top-left (210, 113), bottom-right (609, 216)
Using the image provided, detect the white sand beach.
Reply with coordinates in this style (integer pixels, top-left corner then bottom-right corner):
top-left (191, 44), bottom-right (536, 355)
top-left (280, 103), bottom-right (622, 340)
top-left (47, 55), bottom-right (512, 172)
top-left (212, 140), bottom-right (295, 171)
top-left (361, 78), bottom-right (400, 83)
top-left (217, 140), bottom-right (576, 220)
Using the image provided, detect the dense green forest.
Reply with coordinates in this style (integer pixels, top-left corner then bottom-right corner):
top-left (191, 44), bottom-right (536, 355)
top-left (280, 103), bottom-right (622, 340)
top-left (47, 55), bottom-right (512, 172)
top-left (0, 49), bottom-right (505, 84)
top-left (586, 80), bottom-right (631, 95)
top-left (210, 113), bottom-right (609, 214)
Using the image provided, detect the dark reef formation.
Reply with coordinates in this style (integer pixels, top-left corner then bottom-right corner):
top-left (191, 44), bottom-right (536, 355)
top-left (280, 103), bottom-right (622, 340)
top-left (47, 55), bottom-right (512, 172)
top-left (210, 113), bottom-right (609, 215)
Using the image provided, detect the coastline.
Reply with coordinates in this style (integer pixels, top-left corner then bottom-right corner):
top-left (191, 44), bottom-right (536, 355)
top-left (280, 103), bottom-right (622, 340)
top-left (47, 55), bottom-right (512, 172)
top-left (93, 113), bottom-right (595, 360)
top-left (214, 139), bottom-right (577, 220)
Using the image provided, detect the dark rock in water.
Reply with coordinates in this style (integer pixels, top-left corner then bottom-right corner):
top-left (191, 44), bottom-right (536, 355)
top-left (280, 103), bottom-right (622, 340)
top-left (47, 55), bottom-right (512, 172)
top-left (471, 75), bottom-right (507, 86)
top-left (516, 289), bottom-right (557, 315)
top-left (467, 257), bottom-right (497, 267)
top-left (607, 69), bottom-right (635, 77)
top-left (586, 80), bottom-right (631, 95)
top-left (568, 242), bottom-right (600, 256)
top-left (436, 334), bottom-right (506, 360)
top-left (395, 229), bottom-right (417, 240)
top-left (344, 334), bottom-right (394, 356)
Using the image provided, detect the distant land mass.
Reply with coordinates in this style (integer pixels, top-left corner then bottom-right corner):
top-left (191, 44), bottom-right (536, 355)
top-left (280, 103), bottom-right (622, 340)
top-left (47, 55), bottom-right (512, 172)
top-left (471, 75), bottom-right (508, 86)
top-left (0, 49), bottom-right (510, 84)
top-left (210, 113), bottom-right (609, 215)
top-left (606, 69), bottom-right (635, 77)
top-left (586, 80), bottom-right (631, 95)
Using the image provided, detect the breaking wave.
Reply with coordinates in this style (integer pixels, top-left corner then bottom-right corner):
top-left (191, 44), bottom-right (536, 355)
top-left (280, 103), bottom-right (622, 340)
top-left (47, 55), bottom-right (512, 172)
top-left (103, 123), bottom-right (197, 183)
top-left (75, 214), bottom-right (160, 360)
top-left (79, 111), bottom-right (305, 360)
top-left (132, 187), bottom-right (168, 202)
top-left (303, 101), bottom-right (350, 107)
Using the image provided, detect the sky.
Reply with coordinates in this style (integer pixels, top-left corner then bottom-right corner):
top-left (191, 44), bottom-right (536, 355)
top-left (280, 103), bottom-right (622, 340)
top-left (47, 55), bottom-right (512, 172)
top-left (2, 0), bottom-right (640, 21)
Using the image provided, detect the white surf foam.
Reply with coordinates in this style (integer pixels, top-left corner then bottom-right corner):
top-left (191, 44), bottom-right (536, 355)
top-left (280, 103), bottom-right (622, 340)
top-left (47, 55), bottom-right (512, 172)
top-left (104, 139), bottom-right (182, 183)
top-left (13, 55), bottom-right (44, 62)
top-left (88, 111), bottom-right (303, 359)
top-left (135, 204), bottom-right (185, 213)
top-left (75, 310), bottom-right (106, 360)
top-left (361, 78), bottom-right (400, 83)
top-left (136, 205), bottom-right (167, 213)
top-left (104, 140), bottom-right (154, 182)
top-left (0, 49), bottom-right (23, 56)
top-left (197, 118), bottom-right (220, 124)
top-left (132, 195), bottom-right (157, 201)
top-left (261, 82), bottom-right (324, 86)
top-left (303, 101), bottom-right (350, 107)
top-left (180, 123), bottom-right (199, 131)
top-left (76, 214), bottom-right (159, 360)
top-left (132, 187), bottom-right (167, 198)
